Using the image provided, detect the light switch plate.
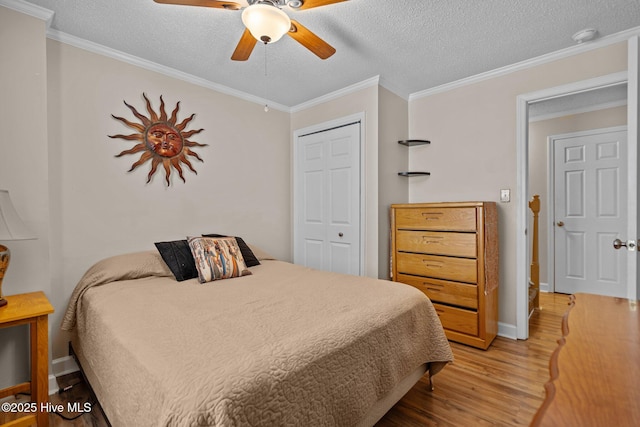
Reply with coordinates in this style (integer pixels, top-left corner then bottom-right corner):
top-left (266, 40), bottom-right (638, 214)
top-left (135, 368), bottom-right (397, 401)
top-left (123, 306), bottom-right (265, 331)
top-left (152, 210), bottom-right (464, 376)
top-left (500, 189), bottom-right (510, 202)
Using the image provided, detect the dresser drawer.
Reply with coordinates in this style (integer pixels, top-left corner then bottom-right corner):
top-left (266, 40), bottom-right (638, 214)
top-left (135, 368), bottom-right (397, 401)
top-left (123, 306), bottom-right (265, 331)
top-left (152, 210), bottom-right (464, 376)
top-left (397, 274), bottom-right (478, 309)
top-left (396, 230), bottom-right (477, 258)
top-left (397, 253), bottom-right (477, 283)
top-left (395, 207), bottom-right (477, 231)
top-left (433, 303), bottom-right (478, 336)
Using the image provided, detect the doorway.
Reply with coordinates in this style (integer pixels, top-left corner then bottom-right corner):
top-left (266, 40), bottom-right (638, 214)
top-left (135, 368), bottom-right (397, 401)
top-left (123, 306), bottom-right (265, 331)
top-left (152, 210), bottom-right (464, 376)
top-left (293, 116), bottom-right (363, 275)
top-left (516, 70), bottom-right (637, 339)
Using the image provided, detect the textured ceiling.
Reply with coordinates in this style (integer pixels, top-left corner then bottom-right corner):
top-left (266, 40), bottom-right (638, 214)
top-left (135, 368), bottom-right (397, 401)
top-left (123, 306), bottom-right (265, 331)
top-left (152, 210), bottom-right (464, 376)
top-left (8, 0), bottom-right (640, 107)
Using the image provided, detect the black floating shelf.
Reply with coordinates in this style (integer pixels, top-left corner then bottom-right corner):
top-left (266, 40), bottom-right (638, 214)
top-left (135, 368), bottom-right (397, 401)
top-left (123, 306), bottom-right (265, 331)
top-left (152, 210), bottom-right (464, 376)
top-left (398, 139), bottom-right (430, 147)
top-left (398, 172), bottom-right (431, 177)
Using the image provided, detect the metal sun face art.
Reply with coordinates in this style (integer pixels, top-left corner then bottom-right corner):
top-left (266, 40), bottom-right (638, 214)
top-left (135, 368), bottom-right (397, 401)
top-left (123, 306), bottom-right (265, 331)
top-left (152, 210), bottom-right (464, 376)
top-left (109, 94), bottom-right (207, 186)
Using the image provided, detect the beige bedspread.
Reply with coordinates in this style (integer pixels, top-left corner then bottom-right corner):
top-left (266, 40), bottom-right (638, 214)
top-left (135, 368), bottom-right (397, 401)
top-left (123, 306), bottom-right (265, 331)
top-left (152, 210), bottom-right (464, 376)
top-left (63, 251), bottom-right (453, 426)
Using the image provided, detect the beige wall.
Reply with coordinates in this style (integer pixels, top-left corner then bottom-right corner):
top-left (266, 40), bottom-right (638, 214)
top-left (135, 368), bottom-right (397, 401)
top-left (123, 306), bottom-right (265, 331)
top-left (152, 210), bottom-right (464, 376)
top-left (2, 5), bottom-right (292, 378)
top-left (0, 6), bottom-right (50, 389)
top-left (291, 85), bottom-right (380, 278)
top-left (408, 42), bottom-right (628, 329)
top-left (378, 87), bottom-right (409, 279)
top-left (529, 105), bottom-right (627, 286)
top-left (48, 41), bottom-right (291, 359)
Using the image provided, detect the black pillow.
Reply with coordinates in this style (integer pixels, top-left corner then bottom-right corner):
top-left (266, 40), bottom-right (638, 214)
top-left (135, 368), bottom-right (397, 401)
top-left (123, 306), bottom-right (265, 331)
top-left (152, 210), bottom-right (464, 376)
top-left (154, 240), bottom-right (199, 281)
top-left (202, 234), bottom-right (260, 267)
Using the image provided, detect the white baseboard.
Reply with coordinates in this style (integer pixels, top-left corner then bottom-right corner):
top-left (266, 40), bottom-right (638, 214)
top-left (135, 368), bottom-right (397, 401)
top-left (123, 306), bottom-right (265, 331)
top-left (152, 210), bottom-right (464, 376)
top-left (498, 284), bottom-right (552, 341)
top-left (48, 375), bottom-right (60, 396)
top-left (497, 322), bottom-right (517, 340)
top-left (49, 355), bottom-right (80, 395)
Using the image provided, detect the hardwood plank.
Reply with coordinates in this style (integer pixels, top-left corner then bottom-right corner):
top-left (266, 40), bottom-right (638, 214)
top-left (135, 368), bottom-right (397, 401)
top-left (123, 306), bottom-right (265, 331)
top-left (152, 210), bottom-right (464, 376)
top-left (377, 292), bottom-right (568, 426)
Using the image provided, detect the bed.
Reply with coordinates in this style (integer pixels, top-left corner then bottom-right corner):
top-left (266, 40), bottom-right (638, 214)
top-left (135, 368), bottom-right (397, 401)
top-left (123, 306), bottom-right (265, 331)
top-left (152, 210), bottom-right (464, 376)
top-left (61, 239), bottom-right (453, 427)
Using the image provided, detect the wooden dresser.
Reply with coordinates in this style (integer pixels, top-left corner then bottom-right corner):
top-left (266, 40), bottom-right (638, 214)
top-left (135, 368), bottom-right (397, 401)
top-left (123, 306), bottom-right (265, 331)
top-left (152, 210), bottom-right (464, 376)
top-left (390, 202), bottom-right (499, 349)
top-left (531, 293), bottom-right (640, 426)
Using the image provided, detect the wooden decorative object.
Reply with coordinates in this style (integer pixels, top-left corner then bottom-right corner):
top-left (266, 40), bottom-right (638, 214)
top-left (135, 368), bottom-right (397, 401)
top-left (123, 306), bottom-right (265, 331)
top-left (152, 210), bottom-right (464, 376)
top-left (109, 93), bottom-right (208, 186)
top-left (390, 202), bottom-right (499, 349)
top-left (529, 195), bottom-right (540, 312)
top-left (0, 291), bottom-right (54, 426)
top-left (531, 293), bottom-right (640, 426)
top-left (0, 245), bottom-right (8, 307)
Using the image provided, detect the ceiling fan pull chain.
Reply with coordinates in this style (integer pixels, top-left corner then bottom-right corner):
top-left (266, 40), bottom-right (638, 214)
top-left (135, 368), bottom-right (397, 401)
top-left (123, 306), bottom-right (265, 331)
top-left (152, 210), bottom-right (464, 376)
top-left (263, 42), bottom-right (269, 112)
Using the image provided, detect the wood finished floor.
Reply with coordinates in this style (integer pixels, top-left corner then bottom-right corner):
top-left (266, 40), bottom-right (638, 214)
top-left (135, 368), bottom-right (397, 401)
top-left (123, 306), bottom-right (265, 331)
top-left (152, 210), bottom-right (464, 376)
top-left (2, 292), bottom-right (568, 427)
top-left (376, 292), bottom-right (568, 426)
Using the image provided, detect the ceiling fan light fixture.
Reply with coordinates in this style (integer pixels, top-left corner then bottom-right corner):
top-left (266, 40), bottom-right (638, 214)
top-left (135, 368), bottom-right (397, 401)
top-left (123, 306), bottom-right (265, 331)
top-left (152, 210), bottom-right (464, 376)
top-left (242, 3), bottom-right (291, 44)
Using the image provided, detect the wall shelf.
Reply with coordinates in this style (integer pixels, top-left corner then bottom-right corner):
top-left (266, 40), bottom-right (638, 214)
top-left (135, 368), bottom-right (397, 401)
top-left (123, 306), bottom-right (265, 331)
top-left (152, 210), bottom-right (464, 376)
top-left (398, 139), bottom-right (430, 176)
top-left (398, 139), bottom-right (430, 147)
top-left (398, 172), bottom-right (431, 177)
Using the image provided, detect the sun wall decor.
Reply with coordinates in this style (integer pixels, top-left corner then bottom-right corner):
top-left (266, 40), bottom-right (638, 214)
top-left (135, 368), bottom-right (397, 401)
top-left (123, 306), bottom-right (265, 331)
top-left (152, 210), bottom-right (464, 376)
top-left (109, 93), bottom-right (207, 186)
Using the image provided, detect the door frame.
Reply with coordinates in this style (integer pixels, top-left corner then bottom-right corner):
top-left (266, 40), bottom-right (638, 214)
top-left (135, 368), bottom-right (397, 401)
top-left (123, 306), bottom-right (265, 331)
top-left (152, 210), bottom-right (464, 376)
top-left (546, 125), bottom-right (628, 294)
top-left (516, 70), bottom-right (633, 339)
top-left (292, 112), bottom-right (366, 275)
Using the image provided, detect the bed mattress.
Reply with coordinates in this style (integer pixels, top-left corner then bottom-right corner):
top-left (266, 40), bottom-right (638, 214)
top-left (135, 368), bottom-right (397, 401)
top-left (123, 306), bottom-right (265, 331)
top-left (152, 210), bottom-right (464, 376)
top-left (62, 250), bottom-right (453, 426)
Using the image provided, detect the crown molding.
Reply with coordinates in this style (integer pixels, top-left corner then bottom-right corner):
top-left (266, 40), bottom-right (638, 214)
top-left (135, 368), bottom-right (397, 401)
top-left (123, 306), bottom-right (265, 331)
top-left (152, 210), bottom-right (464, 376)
top-left (378, 76), bottom-right (409, 101)
top-left (3, 0), bottom-right (377, 114)
top-left (0, 0), bottom-right (54, 26)
top-left (290, 75), bottom-right (380, 112)
top-left (46, 29), bottom-right (290, 113)
top-left (6, 0), bottom-right (639, 113)
top-left (0, 0), bottom-right (290, 113)
top-left (409, 25), bottom-right (640, 102)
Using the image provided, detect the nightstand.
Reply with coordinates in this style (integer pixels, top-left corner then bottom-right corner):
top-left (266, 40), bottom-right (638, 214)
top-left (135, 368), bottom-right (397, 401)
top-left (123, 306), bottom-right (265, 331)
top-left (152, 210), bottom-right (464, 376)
top-left (0, 291), bottom-right (54, 427)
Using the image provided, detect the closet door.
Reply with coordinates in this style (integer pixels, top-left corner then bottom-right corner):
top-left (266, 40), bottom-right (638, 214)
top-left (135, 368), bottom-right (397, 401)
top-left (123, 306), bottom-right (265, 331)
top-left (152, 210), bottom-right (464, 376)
top-left (294, 122), bottom-right (361, 275)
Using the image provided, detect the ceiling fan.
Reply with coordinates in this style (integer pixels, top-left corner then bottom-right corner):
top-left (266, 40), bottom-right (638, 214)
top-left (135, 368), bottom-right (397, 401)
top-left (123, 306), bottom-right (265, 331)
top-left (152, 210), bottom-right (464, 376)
top-left (153, 0), bottom-right (347, 61)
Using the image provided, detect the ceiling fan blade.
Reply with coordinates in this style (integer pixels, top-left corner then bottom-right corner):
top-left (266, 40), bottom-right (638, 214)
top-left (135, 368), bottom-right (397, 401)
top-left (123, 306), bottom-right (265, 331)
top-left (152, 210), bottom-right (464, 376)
top-left (231, 29), bottom-right (258, 61)
top-left (287, 20), bottom-right (336, 59)
top-left (296, 0), bottom-right (348, 10)
top-left (153, 0), bottom-right (241, 10)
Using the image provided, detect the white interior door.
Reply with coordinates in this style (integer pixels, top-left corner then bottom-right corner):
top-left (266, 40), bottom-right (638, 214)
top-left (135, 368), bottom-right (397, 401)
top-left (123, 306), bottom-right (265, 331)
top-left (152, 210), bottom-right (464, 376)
top-left (294, 122), bottom-right (361, 275)
top-left (553, 126), bottom-right (628, 297)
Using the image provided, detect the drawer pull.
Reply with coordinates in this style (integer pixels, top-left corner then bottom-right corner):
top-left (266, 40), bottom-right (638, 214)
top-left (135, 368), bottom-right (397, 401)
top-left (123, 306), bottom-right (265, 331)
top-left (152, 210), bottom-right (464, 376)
top-left (422, 260), bottom-right (443, 268)
top-left (422, 235), bottom-right (443, 244)
top-left (424, 282), bottom-right (443, 292)
top-left (421, 212), bottom-right (443, 220)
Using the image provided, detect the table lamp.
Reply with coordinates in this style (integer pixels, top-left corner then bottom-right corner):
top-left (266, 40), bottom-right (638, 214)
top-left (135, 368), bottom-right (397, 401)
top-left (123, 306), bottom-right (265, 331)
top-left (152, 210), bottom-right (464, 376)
top-left (0, 190), bottom-right (36, 308)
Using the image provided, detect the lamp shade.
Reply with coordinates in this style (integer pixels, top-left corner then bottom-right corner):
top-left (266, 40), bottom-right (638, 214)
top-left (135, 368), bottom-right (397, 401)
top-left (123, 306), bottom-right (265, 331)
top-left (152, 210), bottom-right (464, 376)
top-left (242, 3), bottom-right (291, 44)
top-left (0, 190), bottom-right (35, 240)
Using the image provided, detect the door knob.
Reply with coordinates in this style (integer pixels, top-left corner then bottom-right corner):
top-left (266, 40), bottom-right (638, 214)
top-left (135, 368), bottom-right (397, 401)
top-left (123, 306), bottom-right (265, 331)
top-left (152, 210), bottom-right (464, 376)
top-left (613, 239), bottom-right (637, 251)
top-left (557, 221), bottom-right (564, 227)
top-left (613, 238), bottom-right (627, 249)
top-left (338, 232), bottom-right (343, 237)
